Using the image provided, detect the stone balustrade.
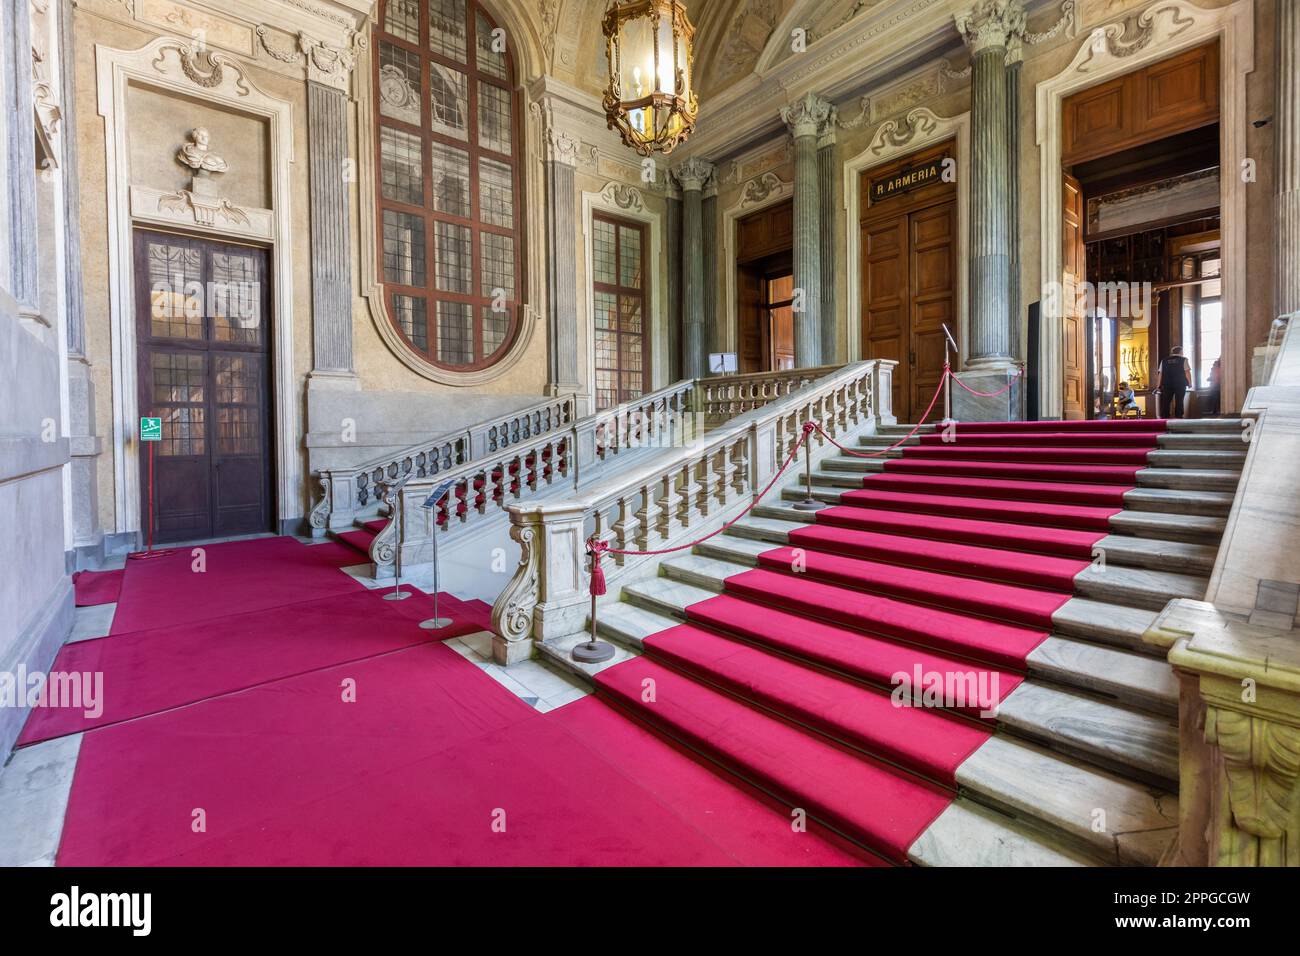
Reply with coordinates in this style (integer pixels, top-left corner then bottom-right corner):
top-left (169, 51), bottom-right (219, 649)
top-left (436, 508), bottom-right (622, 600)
top-left (488, 359), bottom-right (896, 665)
top-left (1149, 311), bottom-right (1300, 866)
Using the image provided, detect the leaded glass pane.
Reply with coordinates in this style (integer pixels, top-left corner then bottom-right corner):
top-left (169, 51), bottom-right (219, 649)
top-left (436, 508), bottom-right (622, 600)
top-left (593, 220), bottom-right (616, 285)
top-left (383, 209), bottom-right (427, 286)
top-left (476, 81), bottom-right (511, 153)
top-left (478, 157), bottom-right (513, 228)
top-left (378, 42), bottom-right (422, 125)
top-left (475, 10), bottom-right (507, 80)
top-left (594, 291), bottom-right (616, 330)
top-left (383, 0), bottom-right (420, 44)
top-left (430, 141), bottom-right (470, 217)
top-left (393, 294), bottom-right (428, 351)
top-left (429, 0), bottom-right (468, 62)
top-left (210, 251), bottom-right (263, 345)
top-left (431, 65), bottom-right (469, 140)
top-left (147, 241), bottom-right (203, 339)
top-left (436, 300), bottom-right (474, 365)
top-left (482, 305), bottom-right (509, 358)
top-left (619, 225), bottom-right (642, 288)
top-left (480, 232), bottom-right (514, 298)
top-left (433, 221), bottom-right (472, 292)
top-left (380, 126), bottom-right (424, 205)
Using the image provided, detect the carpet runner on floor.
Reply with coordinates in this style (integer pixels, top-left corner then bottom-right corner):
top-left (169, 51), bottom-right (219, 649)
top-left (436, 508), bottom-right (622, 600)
top-left (72, 569), bottom-right (123, 607)
top-left (582, 419), bottom-right (1169, 864)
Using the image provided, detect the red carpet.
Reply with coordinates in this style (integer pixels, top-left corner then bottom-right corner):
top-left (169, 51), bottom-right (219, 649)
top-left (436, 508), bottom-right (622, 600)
top-left (814, 505), bottom-right (1109, 557)
top-left (836, 487), bottom-right (1122, 529)
top-left (18, 588), bottom-right (490, 745)
top-left (108, 537), bottom-right (364, 634)
top-left (72, 570), bottom-right (122, 606)
top-left (953, 419), bottom-right (1167, 432)
top-left (595, 658), bottom-right (952, 864)
top-left (57, 643), bottom-right (867, 866)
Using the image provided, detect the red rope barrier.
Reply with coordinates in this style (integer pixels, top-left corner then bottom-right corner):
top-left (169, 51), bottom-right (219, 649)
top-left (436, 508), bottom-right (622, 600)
top-left (587, 421), bottom-right (813, 590)
top-left (949, 364), bottom-right (1025, 397)
top-left (813, 364), bottom-right (952, 460)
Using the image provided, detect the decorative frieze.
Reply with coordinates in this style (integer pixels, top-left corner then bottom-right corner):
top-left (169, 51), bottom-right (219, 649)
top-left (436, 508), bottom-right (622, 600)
top-left (739, 171), bottom-right (791, 208)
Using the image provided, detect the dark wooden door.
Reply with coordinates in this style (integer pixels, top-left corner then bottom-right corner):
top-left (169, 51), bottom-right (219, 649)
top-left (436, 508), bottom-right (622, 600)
top-left (135, 230), bottom-right (273, 543)
top-left (1062, 172), bottom-right (1088, 419)
top-left (863, 215), bottom-right (910, 416)
top-left (861, 202), bottom-right (956, 421)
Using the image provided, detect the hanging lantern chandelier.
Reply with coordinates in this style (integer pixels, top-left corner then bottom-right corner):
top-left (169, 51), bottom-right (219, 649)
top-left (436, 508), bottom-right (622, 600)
top-left (602, 0), bottom-right (698, 156)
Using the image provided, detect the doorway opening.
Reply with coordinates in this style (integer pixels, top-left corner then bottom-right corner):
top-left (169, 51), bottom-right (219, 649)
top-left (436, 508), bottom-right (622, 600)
top-left (858, 140), bottom-right (957, 422)
top-left (735, 199), bottom-right (794, 373)
top-left (135, 229), bottom-right (274, 543)
top-left (1058, 41), bottom-right (1222, 419)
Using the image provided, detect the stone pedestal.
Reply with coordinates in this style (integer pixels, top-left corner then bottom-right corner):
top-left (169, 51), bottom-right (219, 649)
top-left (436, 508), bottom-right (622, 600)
top-left (951, 367), bottom-right (1023, 422)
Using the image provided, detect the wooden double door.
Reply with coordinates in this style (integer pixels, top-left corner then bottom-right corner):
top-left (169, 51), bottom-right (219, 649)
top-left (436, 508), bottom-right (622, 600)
top-left (135, 230), bottom-right (273, 543)
top-left (860, 144), bottom-right (957, 421)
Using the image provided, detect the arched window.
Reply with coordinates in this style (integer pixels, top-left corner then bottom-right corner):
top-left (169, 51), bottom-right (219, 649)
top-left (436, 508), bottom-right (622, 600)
top-left (374, 0), bottom-right (523, 370)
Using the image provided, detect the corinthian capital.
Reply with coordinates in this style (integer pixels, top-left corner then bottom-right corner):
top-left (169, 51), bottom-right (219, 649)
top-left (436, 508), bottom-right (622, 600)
top-left (954, 0), bottom-right (1027, 56)
top-left (781, 92), bottom-right (834, 139)
top-left (672, 157), bottom-right (715, 192)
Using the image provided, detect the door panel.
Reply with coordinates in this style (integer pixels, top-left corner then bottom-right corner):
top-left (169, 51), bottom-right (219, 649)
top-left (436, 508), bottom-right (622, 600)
top-left (909, 202), bottom-right (956, 419)
top-left (135, 230), bottom-right (272, 543)
top-left (863, 217), bottom-right (910, 417)
top-left (1062, 173), bottom-right (1087, 419)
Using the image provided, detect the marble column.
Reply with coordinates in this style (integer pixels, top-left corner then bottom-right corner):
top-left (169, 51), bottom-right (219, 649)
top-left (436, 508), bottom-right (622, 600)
top-left (3, 0), bottom-right (38, 312)
top-left (307, 81), bottom-right (356, 379)
top-left (1277, 0), bottom-right (1300, 318)
top-left (666, 193), bottom-right (683, 381)
top-left (817, 113), bottom-right (839, 365)
top-left (1005, 42), bottom-right (1023, 361)
top-left (543, 132), bottom-right (582, 398)
top-left (702, 183), bottom-right (719, 353)
top-left (953, 0), bottom-right (1025, 419)
top-left (674, 158), bottom-right (714, 379)
top-left (782, 93), bottom-right (833, 368)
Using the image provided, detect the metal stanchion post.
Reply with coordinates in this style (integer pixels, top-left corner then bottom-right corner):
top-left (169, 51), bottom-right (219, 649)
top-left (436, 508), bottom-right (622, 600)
top-left (418, 478), bottom-right (458, 628)
top-left (573, 541), bottom-right (615, 664)
top-left (383, 482), bottom-right (411, 601)
top-left (792, 422), bottom-right (824, 511)
top-left (942, 322), bottom-right (959, 423)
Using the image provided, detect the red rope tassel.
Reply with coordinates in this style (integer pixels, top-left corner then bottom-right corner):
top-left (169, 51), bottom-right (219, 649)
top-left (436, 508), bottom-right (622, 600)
top-left (587, 538), bottom-right (608, 596)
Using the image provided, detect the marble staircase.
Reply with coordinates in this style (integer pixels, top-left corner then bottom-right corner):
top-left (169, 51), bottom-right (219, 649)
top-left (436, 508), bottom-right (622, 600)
top-left (534, 417), bottom-right (1246, 866)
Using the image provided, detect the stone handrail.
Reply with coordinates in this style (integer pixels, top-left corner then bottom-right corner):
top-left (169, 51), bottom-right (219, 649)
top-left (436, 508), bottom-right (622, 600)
top-left (374, 378), bottom-right (708, 578)
top-left (487, 359), bottom-right (896, 665)
top-left (1149, 311), bottom-right (1300, 866)
top-left (308, 392), bottom-right (577, 535)
top-left (697, 364), bottom-right (841, 418)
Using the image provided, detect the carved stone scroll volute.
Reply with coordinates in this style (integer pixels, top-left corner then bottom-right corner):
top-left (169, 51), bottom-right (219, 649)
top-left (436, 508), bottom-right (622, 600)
top-left (491, 516), bottom-right (540, 664)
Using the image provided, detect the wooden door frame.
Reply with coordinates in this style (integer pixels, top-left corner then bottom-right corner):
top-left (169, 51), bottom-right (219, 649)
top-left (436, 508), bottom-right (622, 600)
top-left (1035, 0), bottom-right (1253, 419)
top-left (858, 143), bottom-right (959, 422)
top-left (97, 37), bottom-right (298, 541)
top-left (843, 109), bottom-right (969, 364)
top-left (132, 227), bottom-right (276, 542)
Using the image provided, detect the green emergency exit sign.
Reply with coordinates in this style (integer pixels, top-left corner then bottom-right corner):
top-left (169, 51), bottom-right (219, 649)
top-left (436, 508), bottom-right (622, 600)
top-left (140, 417), bottom-right (162, 442)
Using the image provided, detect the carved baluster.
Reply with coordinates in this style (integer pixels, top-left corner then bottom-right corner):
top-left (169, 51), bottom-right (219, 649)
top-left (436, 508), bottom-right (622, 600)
top-left (731, 439), bottom-right (750, 497)
top-left (677, 460), bottom-right (700, 529)
top-left (658, 471), bottom-right (678, 537)
top-left (635, 481), bottom-right (661, 551)
top-left (697, 449), bottom-right (716, 516)
top-left (612, 495), bottom-right (637, 567)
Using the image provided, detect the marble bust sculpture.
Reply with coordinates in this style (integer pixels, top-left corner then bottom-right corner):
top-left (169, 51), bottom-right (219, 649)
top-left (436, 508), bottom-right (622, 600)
top-left (176, 127), bottom-right (228, 175)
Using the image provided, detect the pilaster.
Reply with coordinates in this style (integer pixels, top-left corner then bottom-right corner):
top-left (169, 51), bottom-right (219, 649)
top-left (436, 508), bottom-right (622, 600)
top-left (307, 80), bottom-right (356, 381)
top-left (817, 114), bottom-right (839, 365)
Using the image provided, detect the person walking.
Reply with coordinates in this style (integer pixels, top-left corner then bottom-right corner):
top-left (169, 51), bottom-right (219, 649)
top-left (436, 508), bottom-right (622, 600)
top-left (1206, 358), bottom-right (1222, 416)
top-left (1155, 346), bottom-right (1192, 419)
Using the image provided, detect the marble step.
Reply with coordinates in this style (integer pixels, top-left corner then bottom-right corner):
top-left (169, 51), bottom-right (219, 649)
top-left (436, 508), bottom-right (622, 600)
top-left (600, 590), bottom-right (1174, 863)
top-left (640, 560), bottom-right (1179, 786)
top-left (1146, 448), bottom-right (1246, 469)
top-left (876, 418), bottom-right (1243, 436)
top-left (996, 680), bottom-right (1179, 788)
top-left (781, 479), bottom-right (1234, 519)
top-left (910, 800), bottom-right (1100, 866)
top-left (650, 552), bottom-right (1178, 713)
top-left (1108, 509), bottom-right (1226, 544)
top-left (727, 515), bottom-right (1216, 575)
top-left (1122, 486), bottom-right (1234, 517)
top-left (829, 452), bottom-right (1242, 484)
top-left (535, 630), bottom-right (638, 686)
top-left (693, 532), bottom-right (1206, 613)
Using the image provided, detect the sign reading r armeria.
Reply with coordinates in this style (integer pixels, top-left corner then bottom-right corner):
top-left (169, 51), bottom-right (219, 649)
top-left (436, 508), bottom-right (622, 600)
top-left (870, 156), bottom-right (950, 203)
